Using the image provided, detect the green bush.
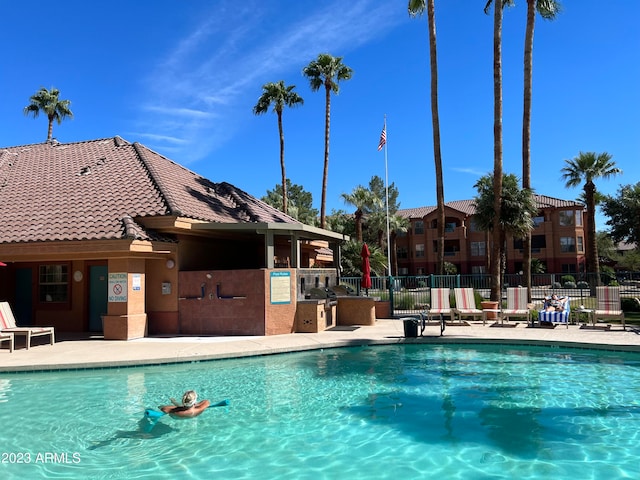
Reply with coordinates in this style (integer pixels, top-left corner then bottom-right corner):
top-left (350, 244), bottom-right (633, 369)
top-left (577, 281), bottom-right (589, 289)
top-left (552, 282), bottom-right (561, 289)
top-left (393, 292), bottom-right (415, 310)
top-left (621, 297), bottom-right (640, 312)
top-left (561, 274), bottom-right (576, 285)
top-left (563, 281), bottom-right (576, 289)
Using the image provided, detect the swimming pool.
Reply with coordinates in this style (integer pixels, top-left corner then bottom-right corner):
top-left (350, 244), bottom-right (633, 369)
top-left (1, 344), bottom-right (639, 479)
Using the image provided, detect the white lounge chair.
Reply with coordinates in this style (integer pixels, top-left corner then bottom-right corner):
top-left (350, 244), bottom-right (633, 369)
top-left (594, 286), bottom-right (625, 330)
top-left (500, 287), bottom-right (531, 325)
top-left (0, 302), bottom-right (55, 350)
top-left (453, 288), bottom-right (483, 323)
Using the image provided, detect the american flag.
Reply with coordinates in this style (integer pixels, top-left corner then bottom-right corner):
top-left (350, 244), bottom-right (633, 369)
top-left (377, 127), bottom-right (386, 151)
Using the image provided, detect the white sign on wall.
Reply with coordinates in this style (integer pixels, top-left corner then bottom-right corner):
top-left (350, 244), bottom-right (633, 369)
top-left (108, 273), bottom-right (128, 302)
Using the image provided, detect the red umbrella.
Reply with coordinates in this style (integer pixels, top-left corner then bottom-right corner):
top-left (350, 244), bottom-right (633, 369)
top-left (360, 243), bottom-right (372, 293)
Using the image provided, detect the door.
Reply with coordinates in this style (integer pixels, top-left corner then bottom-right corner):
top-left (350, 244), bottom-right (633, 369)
top-left (15, 268), bottom-right (33, 326)
top-left (89, 265), bottom-right (108, 332)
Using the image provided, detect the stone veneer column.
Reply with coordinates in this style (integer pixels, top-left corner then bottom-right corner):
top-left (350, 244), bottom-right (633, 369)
top-left (103, 258), bottom-right (147, 340)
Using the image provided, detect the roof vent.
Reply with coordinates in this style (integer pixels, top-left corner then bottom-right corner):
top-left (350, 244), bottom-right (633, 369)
top-left (79, 166), bottom-right (91, 176)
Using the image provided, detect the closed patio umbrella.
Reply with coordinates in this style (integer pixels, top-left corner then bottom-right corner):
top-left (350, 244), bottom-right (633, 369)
top-left (361, 243), bottom-right (372, 295)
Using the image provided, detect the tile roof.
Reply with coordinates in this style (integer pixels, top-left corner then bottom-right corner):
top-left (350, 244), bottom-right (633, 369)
top-left (398, 195), bottom-right (584, 219)
top-left (0, 137), bottom-right (299, 244)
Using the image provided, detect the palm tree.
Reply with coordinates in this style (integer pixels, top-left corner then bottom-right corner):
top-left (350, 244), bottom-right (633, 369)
top-left (341, 186), bottom-right (382, 243)
top-left (389, 214), bottom-right (410, 276)
top-left (302, 54), bottom-right (353, 229)
top-left (521, 0), bottom-right (561, 300)
top-left (473, 173), bottom-right (537, 287)
top-left (484, 0), bottom-right (514, 300)
top-left (253, 81), bottom-right (304, 215)
top-left (23, 87), bottom-right (73, 142)
top-left (408, 0), bottom-right (446, 275)
top-left (561, 151), bottom-right (621, 283)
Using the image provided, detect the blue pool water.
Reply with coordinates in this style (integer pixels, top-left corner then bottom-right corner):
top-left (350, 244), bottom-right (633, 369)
top-left (1, 344), bottom-right (639, 479)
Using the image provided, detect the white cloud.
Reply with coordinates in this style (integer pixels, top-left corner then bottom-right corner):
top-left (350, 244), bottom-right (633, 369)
top-left (135, 0), bottom-right (403, 162)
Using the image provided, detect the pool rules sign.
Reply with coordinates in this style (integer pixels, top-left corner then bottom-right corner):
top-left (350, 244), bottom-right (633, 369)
top-left (108, 273), bottom-right (128, 302)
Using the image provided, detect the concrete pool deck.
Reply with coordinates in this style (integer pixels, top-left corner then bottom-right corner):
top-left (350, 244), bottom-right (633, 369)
top-left (1, 319), bottom-right (639, 372)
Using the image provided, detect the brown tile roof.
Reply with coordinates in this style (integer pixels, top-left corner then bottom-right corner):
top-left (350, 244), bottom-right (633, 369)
top-left (398, 195), bottom-right (584, 219)
top-left (0, 137), bottom-right (299, 244)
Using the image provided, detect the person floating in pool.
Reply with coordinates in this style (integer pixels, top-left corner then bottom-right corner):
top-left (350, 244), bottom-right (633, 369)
top-left (159, 390), bottom-right (210, 418)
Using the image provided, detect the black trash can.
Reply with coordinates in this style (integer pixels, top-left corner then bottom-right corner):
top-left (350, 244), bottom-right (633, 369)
top-left (402, 318), bottom-right (418, 338)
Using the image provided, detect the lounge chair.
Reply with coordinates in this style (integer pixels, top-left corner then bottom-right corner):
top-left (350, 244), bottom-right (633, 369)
top-left (537, 296), bottom-right (570, 328)
top-left (500, 287), bottom-right (531, 325)
top-left (0, 331), bottom-right (14, 353)
top-left (453, 288), bottom-right (483, 323)
top-left (594, 286), bottom-right (625, 330)
top-left (0, 301), bottom-right (55, 350)
top-left (421, 288), bottom-right (450, 336)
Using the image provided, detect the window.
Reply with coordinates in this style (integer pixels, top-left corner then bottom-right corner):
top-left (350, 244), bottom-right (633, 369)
top-left (445, 222), bottom-right (456, 233)
top-left (415, 244), bottom-right (425, 258)
top-left (575, 210), bottom-right (583, 226)
top-left (577, 236), bottom-right (584, 253)
top-left (471, 265), bottom-right (486, 275)
top-left (414, 221), bottom-right (424, 235)
top-left (469, 218), bottom-right (481, 232)
top-left (397, 246), bottom-right (408, 259)
top-left (561, 263), bottom-right (577, 274)
top-left (39, 264), bottom-right (69, 303)
top-left (559, 211), bottom-right (575, 226)
top-left (560, 237), bottom-right (576, 253)
top-left (533, 215), bottom-right (545, 227)
top-left (399, 267), bottom-right (409, 276)
top-left (470, 241), bottom-right (486, 257)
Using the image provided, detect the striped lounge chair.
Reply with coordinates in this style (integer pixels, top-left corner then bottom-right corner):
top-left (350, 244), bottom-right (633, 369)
top-left (501, 287), bottom-right (531, 325)
top-left (453, 288), bottom-right (483, 323)
top-left (422, 288), bottom-right (450, 336)
top-left (594, 286), bottom-right (625, 330)
top-left (0, 301), bottom-right (55, 350)
top-left (538, 296), bottom-right (570, 328)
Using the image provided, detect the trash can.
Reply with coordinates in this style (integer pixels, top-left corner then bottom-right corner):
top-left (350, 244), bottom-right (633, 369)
top-left (402, 317), bottom-right (419, 338)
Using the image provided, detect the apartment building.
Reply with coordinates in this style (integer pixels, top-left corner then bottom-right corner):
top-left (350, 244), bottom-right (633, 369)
top-left (396, 195), bottom-right (587, 275)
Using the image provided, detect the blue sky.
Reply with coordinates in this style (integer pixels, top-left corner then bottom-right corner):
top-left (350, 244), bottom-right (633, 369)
top-left (2, 1), bottom-right (638, 230)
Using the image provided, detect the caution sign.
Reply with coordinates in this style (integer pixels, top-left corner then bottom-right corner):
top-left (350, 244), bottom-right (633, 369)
top-left (108, 273), bottom-right (128, 302)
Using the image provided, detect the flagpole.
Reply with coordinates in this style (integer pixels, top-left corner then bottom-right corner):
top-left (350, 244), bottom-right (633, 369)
top-left (383, 115), bottom-right (392, 277)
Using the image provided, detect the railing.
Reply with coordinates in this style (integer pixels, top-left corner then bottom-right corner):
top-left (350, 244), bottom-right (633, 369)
top-left (338, 272), bottom-right (640, 317)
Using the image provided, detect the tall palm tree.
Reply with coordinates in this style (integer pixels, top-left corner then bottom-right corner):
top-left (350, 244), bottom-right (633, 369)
top-left (408, 0), bottom-right (446, 275)
top-left (253, 81), bottom-right (304, 215)
top-left (302, 53), bottom-right (353, 229)
top-left (521, 0), bottom-right (561, 300)
top-left (484, 0), bottom-right (514, 301)
top-left (561, 151), bottom-right (621, 283)
top-left (23, 87), bottom-right (73, 142)
top-left (341, 186), bottom-right (382, 243)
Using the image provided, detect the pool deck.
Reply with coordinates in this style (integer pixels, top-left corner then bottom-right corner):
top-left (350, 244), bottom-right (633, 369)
top-left (1, 319), bottom-right (639, 372)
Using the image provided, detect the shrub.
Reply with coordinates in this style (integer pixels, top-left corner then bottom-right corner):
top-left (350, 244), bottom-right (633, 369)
top-left (561, 274), bottom-right (576, 285)
top-left (576, 281), bottom-right (589, 289)
top-left (621, 297), bottom-right (640, 312)
top-left (552, 282), bottom-right (561, 289)
top-left (393, 292), bottom-right (415, 310)
top-left (563, 281), bottom-right (576, 289)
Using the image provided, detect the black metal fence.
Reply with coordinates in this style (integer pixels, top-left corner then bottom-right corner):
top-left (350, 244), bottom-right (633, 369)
top-left (339, 273), bottom-right (640, 317)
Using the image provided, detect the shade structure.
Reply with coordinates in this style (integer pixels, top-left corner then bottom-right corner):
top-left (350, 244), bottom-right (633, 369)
top-left (361, 243), bottom-right (372, 291)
